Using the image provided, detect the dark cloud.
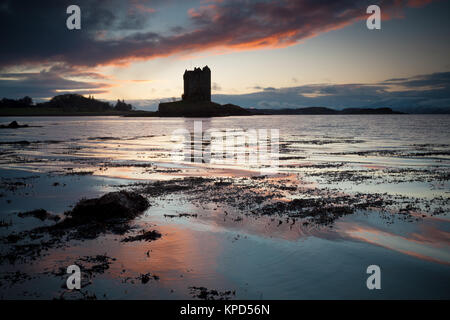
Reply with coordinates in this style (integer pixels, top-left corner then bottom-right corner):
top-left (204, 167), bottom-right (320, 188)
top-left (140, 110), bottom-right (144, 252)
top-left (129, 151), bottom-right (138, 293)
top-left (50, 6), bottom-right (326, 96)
top-left (0, 0), bottom-right (436, 68)
top-left (213, 72), bottom-right (450, 113)
top-left (0, 69), bottom-right (109, 99)
top-left (383, 72), bottom-right (450, 88)
top-left (0, 0), bottom-right (158, 68)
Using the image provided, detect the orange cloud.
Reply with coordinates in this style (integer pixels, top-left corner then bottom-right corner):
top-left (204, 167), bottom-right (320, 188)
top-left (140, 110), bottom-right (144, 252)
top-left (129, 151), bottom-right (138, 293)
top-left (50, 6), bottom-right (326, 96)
top-left (0, 0), bottom-right (440, 69)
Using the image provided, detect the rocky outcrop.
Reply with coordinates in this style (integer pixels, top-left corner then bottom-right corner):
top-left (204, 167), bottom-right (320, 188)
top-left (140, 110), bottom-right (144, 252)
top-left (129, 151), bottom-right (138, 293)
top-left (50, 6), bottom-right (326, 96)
top-left (0, 121), bottom-right (29, 129)
top-left (68, 191), bottom-right (150, 222)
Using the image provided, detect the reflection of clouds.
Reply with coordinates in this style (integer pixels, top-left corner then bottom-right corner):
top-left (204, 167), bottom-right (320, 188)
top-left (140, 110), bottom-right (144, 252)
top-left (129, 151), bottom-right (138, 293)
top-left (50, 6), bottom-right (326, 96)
top-left (110, 224), bottom-right (222, 281)
top-left (337, 222), bottom-right (450, 265)
top-left (409, 223), bottom-right (450, 248)
top-left (35, 224), bottom-right (226, 296)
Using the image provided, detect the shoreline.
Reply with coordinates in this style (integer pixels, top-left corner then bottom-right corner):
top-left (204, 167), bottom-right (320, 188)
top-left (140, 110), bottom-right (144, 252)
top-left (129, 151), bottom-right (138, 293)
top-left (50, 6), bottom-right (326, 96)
top-left (0, 112), bottom-right (428, 117)
top-left (5, 111), bottom-right (450, 117)
top-left (0, 107), bottom-right (415, 117)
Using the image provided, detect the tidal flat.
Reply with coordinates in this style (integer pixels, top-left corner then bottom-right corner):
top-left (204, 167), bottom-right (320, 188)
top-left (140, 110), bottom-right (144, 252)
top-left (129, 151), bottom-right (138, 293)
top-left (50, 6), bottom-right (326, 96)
top-left (0, 115), bottom-right (449, 299)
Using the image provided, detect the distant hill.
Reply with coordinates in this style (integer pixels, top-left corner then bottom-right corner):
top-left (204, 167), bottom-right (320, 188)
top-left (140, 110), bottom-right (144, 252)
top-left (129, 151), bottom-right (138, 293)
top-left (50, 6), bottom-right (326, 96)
top-left (0, 96), bottom-right (33, 108)
top-left (0, 94), bottom-right (135, 116)
top-left (247, 107), bottom-right (404, 115)
top-left (37, 94), bottom-right (112, 112)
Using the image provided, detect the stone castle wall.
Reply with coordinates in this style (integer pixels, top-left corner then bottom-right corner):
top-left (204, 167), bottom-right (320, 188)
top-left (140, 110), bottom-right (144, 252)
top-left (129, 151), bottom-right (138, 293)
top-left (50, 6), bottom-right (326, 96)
top-left (182, 66), bottom-right (211, 102)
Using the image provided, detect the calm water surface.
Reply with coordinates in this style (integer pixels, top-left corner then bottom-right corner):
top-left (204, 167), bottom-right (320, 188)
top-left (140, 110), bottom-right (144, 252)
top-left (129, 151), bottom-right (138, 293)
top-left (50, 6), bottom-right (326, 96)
top-left (0, 115), bottom-right (449, 299)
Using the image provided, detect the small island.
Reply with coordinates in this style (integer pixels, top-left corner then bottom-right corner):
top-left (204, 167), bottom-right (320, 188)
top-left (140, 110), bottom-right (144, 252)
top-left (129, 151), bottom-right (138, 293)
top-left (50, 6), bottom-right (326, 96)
top-left (157, 66), bottom-right (251, 117)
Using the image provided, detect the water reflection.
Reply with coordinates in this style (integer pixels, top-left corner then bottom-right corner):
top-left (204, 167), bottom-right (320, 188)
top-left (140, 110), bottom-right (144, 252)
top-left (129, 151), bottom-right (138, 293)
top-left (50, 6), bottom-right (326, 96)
top-left (336, 220), bottom-right (450, 265)
top-left (1, 115), bottom-right (450, 299)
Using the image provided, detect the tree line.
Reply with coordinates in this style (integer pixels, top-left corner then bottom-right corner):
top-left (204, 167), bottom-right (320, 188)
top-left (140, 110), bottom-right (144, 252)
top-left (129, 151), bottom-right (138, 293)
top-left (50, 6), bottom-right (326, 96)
top-left (0, 94), bottom-right (134, 112)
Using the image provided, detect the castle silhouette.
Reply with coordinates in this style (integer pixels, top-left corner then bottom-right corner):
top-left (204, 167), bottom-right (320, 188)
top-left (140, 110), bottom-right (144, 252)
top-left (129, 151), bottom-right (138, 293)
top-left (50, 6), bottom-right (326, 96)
top-left (182, 66), bottom-right (211, 102)
top-left (157, 66), bottom-right (249, 117)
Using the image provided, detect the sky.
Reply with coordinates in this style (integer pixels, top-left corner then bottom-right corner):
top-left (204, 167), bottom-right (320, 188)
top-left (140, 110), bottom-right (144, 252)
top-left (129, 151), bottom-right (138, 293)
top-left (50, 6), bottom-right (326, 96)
top-left (1, 0), bottom-right (449, 112)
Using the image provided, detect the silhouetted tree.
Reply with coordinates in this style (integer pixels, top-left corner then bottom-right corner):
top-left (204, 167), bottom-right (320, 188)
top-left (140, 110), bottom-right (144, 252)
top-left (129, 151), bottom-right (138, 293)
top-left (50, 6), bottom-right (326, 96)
top-left (0, 96), bottom-right (33, 108)
top-left (114, 99), bottom-right (132, 111)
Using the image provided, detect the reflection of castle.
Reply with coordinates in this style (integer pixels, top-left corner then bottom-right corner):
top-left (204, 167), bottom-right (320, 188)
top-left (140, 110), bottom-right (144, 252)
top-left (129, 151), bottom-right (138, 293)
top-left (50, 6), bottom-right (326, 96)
top-left (182, 66), bottom-right (211, 102)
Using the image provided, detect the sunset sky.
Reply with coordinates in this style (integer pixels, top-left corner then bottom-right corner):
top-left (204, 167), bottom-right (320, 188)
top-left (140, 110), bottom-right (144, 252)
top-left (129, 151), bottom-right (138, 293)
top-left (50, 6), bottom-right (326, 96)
top-left (1, 0), bottom-right (449, 111)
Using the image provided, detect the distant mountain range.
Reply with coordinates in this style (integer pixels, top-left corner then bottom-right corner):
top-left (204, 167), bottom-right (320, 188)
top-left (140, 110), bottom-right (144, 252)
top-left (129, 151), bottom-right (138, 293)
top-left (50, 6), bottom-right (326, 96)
top-left (246, 107), bottom-right (403, 115)
top-left (211, 91), bottom-right (450, 114)
top-left (124, 97), bottom-right (450, 114)
top-left (2, 94), bottom-right (449, 116)
top-left (156, 101), bottom-right (403, 117)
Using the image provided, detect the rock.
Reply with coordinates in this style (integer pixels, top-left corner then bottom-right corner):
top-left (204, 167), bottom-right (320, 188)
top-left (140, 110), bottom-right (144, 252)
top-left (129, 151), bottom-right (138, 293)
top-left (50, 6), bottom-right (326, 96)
top-left (0, 121), bottom-right (29, 129)
top-left (68, 191), bottom-right (150, 221)
top-left (18, 209), bottom-right (60, 222)
top-left (8, 121), bottom-right (20, 128)
top-left (189, 286), bottom-right (235, 300)
top-left (137, 273), bottom-right (159, 284)
top-left (0, 192), bottom-right (152, 263)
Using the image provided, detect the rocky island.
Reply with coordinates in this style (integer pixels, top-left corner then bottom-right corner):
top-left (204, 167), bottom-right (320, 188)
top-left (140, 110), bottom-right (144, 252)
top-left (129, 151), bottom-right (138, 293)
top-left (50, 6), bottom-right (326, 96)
top-left (157, 66), bottom-right (251, 117)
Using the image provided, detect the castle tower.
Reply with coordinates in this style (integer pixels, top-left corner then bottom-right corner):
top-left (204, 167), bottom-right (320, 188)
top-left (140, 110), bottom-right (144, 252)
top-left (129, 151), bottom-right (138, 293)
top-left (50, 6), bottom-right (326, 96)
top-left (182, 66), bottom-right (211, 102)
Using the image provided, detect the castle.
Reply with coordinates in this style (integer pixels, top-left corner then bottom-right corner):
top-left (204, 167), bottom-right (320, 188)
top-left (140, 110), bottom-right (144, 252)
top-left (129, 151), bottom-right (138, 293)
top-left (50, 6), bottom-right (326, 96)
top-left (157, 66), bottom-right (249, 117)
top-left (182, 66), bottom-right (211, 102)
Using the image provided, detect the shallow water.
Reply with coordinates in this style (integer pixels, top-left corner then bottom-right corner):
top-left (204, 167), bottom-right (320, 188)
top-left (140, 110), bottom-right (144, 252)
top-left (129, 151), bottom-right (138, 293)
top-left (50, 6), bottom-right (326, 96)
top-left (0, 115), bottom-right (449, 299)
top-left (1, 115), bottom-right (449, 172)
